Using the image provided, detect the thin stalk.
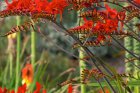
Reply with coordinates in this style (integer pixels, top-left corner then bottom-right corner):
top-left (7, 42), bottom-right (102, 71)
top-left (86, 80), bottom-right (140, 86)
top-left (111, 43), bottom-right (140, 69)
top-left (124, 23), bottom-right (140, 40)
top-left (78, 10), bottom-right (86, 93)
top-left (79, 48), bottom-right (86, 93)
top-left (31, 19), bottom-right (36, 70)
top-left (112, 35), bottom-right (135, 73)
top-left (3, 59), bottom-right (10, 87)
top-left (7, 36), bottom-right (14, 79)
top-left (9, 52), bottom-right (13, 78)
top-left (133, 18), bottom-right (140, 93)
top-left (112, 36), bottom-right (139, 60)
top-left (15, 16), bottom-right (21, 91)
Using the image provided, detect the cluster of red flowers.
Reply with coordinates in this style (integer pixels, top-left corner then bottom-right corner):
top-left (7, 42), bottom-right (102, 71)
top-left (0, 83), bottom-right (73, 93)
top-left (70, 4), bottom-right (126, 45)
top-left (4, 0), bottom-right (68, 15)
top-left (92, 5), bottom-right (125, 44)
top-left (0, 82), bottom-right (46, 93)
top-left (0, 63), bottom-right (47, 93)
top-left (68, 84), bottom-right (73, 93)
top-left (93, 4), bottom-right (125, 32)
top-left (0, 63), bottom-right (73, 93)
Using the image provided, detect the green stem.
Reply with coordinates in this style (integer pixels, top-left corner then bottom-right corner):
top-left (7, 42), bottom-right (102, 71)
top-left (31, 20), bottom-right (36, 70)
top-left (15, 16), bottom-right (21, 91)
top-left (3, 59), bottom-right (10, 87)
top-left (87, 80), bottom-right (140, 87)
top-left (78, 10), bottom-right (86, 93)
top-left (133, 18), bottom-right (140, 93)
top-left (9, 52), bottom-right (13, 78)
top-left (79, 48), bottom-right (86, 93)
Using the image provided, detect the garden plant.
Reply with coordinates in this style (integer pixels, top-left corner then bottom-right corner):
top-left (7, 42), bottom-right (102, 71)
top-left (0, 0), bottom-right (140, 93)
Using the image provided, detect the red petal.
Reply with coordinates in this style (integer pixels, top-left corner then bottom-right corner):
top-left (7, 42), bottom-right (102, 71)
top-left (134, 0), bottom-right (140, 5)
top-left (34, 82), bottom-right (42, 93)
top-left (68, 84), bottom-right (73, 93)
top-left (42, 89), bottom-right (47, 93)
top-left (10, 90), bottom-right (15, 93)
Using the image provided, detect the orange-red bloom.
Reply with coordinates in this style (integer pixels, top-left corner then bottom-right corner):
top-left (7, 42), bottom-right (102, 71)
top-left (0, 87), bottom-right (7, 93)
top-left (0, 82), bottom-right (46, 93)
top-left (22, 63), bottom-right (34, 86)
top-left (5, 0), bottom-right (31, 10)
top-left (68, 84), bottom-right (73, 93)
top-left (17, 84), bottom-right (27, 93)
top-left (42, 89), bottom-right (47, 93)
top-left (45, 0), bottom-right (68, 14)
top-left (4, 0), bottom-right (68, 15)
top-left (10, 90), bottom-right (15, 93)
top-left (34, 82), bottom-right (41, 93)
top-left (134, 0), bottom-right (140, 5)
top-left (105, 4), bottom-right (118, 19)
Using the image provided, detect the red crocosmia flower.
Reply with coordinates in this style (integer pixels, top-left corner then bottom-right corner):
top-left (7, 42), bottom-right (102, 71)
top-left (93, 21), bottom-right (103, 32)
top-left (3, 0), bottom-right (69, 21)
top-left (68, 84), bottom-right (73, 93)
top-left (93, 19), bottom-right (118, 35)
top-left (117, 11), bottom-right (126, 31)
top-left (17, 83), bottom-right (27, 93)
top-left (5, 0), bottom-right (34, 11)
top-left (104, 19), bottom-right (118, 33)
top-left (134, 0), bottom-right (140, 5)
top-left (0, 87), bottom-right (7, 93)
top-left (105, 4), bottom-right (118, 19)
top-left (92, 18), bottom-right (119, 43)
top-left (10, 90), bottom-right (15, 93)
top-left (3, 88), bottom-right (7, 93)
top-left (42, 89), bottom-right (47, 93)
top-left (117, 11), bottom-right (126, 21)
top-left (34, 82), bottom-right (42, 93)
top-left (0, 87), bottom-right (3, 93)
top-left (22, 63), bottom-right (34, 86)
top-left (32, 0), bottom-right (49, 12)
top-left (74, 18), bottom-right (93, 30)
top-left (16, 0), bottom-right (32, 9)
top-left (5, 0), bottom-right (19, 10)
top-left (45, 0), bottom-right (68, 16)
top-left (83, 18), bottom-right (94, 28)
